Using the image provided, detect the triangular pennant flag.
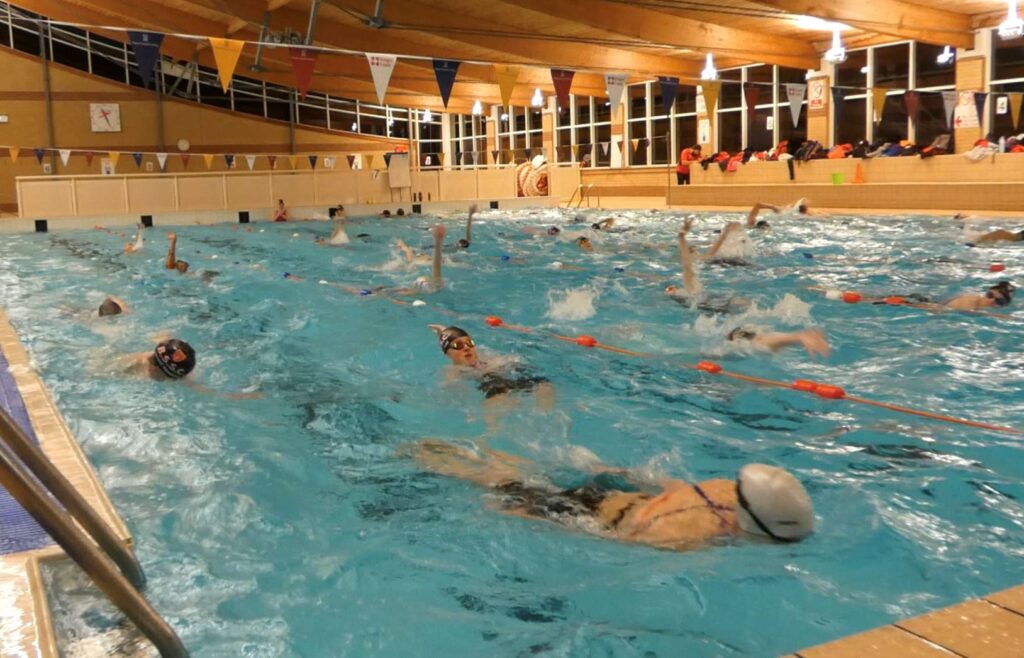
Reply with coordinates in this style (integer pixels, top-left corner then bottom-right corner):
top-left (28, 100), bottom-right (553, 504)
top-left (202, 153), bottom-right (214, 169)
top-left (605, 73), bottom-right (627, 114)
top-left (872, 88), bottom-right (888, 123)
top-left (831, 87), bottom-right (847, 128)
top-left (491, 149), bottom-right (499, 163)
top-left (904, 90), bottom-right (921, 126)
top-left (308, 154), bottom-right (318, 169)
top-left (618, 140), bottom-right (628, 153)
top-left (941, 90), bottom-right (957, 129)
top-left (209, 38), bottom-right (244, 93)
top-left (267, 155), bottom-right (277, 169)
top-left (109, 151), bottom-right (120, 168)
top-left (366, 53), bottom-right (397, 105)
top-left (132, 152), bottom-right (143, 168)
top-left (224, 154), bottom-right (235, 168)
top-left (551, 69), bottom-right (575, 112)
top-left (630, 138), bottom-right (640, 153)
top-left (245, 155), bottom-right (256, 170)
top-left (384, 152), bottom-right (394, 166)
top-left (180, 153), bottom-right (191, 169)
top-left (8, 147), bottom-right (19, 163)
top-left (504, 149), bottom-right (513, 164)
top-left (494, 65), bottom-right (520, 109)
top-left (346, 154), bottom-right (356, 169)
top-left (743, 82), bottom-right (761, 124)
top-left (127, 31), bottom-right (164, 89)
top-left (289, 47), bottom-right (319, 100)
top-left (58, 149), bottom-right (71, 166)
top-left (156, 153), bottom-right (168, 171)
top-left (34, 148), bottom-right (45, 165)
top-left (600, 142), bottom-right (610, 156)
top-left (1009, 92), bottom-right (1023, 130)
top-left (658, 76), bottom-right (679, 115)
top-left (437, 152), bottom-right (446, 166)
top-left (974, 92), bottom-right (987, 126)
top-left (784, 83), bottom-right (806, 128)
top-left (84, 151), bottom-right (95, 166)
top-left (288, 155), bottom-right (299, 170)
top-left (433, 59), bottom-right (461, 108)
top-left (699, 81), bottom-right (720, 115)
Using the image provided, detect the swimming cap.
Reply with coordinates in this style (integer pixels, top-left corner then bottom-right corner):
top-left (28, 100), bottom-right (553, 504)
top-left (547, 227), bottom-right (561, 235)
top-left (435, 326), bottom-right (470, 354)
top-left (98, 298), bottom-right (123, 317)
top-left (735, 464), bottom-right (814, 542)
top-left (152, 339), bottom-right (196, 380)
top-left (457, 238), bottom-right (470, 249)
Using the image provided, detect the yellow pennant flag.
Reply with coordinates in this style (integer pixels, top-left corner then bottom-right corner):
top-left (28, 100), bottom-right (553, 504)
top-left (209, 38), bottom-right (245, 93)
top-left (288, 155), bottom-right (299, 170)
top-left (202, 153), bottom-right (214, 169)
top-left (630, 139), bottom-right (640, 153)
top-left (437, 152), bottom-right (446, 166)
top-left (506, 149), bottom-right (514, 164)
top-left (366, 154), bottom-right (377, 170)
top-left (872, 88), bottom-right (888, 123)
top-left (1008, 92), bottom-right (1023, 130)
top-left (699, 80), bottom-right (720, 116)
top-left (494, 65), bottom-right (520, 109)
top-left (9, 147), bottom-right (19, 163)
top-left (108, 151), bottom-right (120, 168)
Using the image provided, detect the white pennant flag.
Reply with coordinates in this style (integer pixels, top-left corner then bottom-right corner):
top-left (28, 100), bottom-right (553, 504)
top-left (245, 155), bottom-right (256, 170)
top-left (156, 153), bottom-right (168, 171)
top-left (784, 83), bottom-right (806, 128)
top-left (605, 74), bottom-right (627, 114)
top-left (942, 90), bottom-right (958, 129)
top-left (366, 53), bottom-right (398, 105)
top-left (58, 149), bottom-right (71, 166)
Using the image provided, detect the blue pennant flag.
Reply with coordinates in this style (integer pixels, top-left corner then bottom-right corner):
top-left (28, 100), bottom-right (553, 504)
top-left (128, 31), bottom-right (164, 88)
top-left (433, 59), bottom-right (461, 109)
top-left (224, 154), bottom-right (235, 168)
top-left (657, 76), bottom-right (679, 115)
top-left (308, 155), bottom-right (318, 170)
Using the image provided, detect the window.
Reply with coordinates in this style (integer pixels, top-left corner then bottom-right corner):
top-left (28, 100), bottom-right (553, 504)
top-left (916, 43), bottom-right (955, 89)
top-left (298, 94), bottom-right (329, 129)
top-left (991, 30), bottom-right (1024, 141)
top-left (417, 110), bottom-right (443, 167)
top-left (992, 30), bottom-right (1024, 82)
top-left (627, 83), bottom-right (649, 164)
top-left (836, 49), bottom-right (869, 144)
top-left (777, 67), bottom-right (807, 146)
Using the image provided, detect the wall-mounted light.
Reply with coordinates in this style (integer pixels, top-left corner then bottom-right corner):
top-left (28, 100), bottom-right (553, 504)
top-left (531, 88), bottom-right (544, 107)
top-left (936, 45), bottom-right (955, 65)
top-left (422, 109), bottom-right (433, 123)
top-left (999, 0), bottom-right (1023, 39)
top-left (500, 112), bottom-right (509, 121)
top-left (471, 99), bottom-right (483, 115)
top-left (350, 122), bottom-right (358, 131)
top-left (824, 27), bottom-right (847, 64)
top-left (700, 53), bottom-right (717, 81)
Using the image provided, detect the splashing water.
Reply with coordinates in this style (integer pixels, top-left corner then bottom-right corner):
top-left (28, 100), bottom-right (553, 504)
top-left (546, 285), bottom-right (599, 321)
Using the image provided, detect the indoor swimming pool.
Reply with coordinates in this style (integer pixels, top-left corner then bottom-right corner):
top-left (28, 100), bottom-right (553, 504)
top-left (0, 208), bottom-right (1022, 657)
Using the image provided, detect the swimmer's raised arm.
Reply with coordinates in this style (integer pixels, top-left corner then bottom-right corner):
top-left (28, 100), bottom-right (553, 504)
top-left (431, 223), bottom-right (446, 288)
top-left (677, 218), bottom-right (700, 296)
top-left (394, 238), bottom-right (416, 264)
top-left (591, 217), bottom-right (615, 230)
top-left (746, 203), bottom-right (780, 228)
top-left (466, 203), bottom-right (478, 244)
top-left (165, 232), bottom-right (177, 269)
top-left (705, 222), bottom-right (741, 259)
top-left (754, 328), bottom-right (830, 358)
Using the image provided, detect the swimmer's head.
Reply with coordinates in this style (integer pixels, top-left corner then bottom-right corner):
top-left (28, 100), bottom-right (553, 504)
top-left (456, 238), bottom-right (470, 249)
top-left (576, 236), bottom-right (593, 251)
top-left (429, 324), bottom-right (477, 366)
top-left (98, 297), bottom-right (123, 317)
top-left (382, 210), bottom-right (392, 217)
top-left (726, 327), bottom-right (757, 341)
top-left (591, 222), bottom-right (601, 230)
top-left (986, 280), bottom-right (1016, 306)
top-left (953, 213), bottom-right (966, 220)
top-left (152, 339), bottom-right (196, 380)
top-left (797, 204), bottom-right (808, 215)
top-left (664, 285), bottom-right (679, 295)
top-left (175, 260), bottom-right (189, 273)
top-left (735, 464), bottom-right (814, 542)
top-left (397, 208), bottom-right (406, 216)
top-left (547, 226), bottom-right (561, 236)
top-left (754, 220), bottom-right (770, 229)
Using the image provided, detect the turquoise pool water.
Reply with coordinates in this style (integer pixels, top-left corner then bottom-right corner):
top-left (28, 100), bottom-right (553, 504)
top-left (1, 209), bottom-right (1022, 657)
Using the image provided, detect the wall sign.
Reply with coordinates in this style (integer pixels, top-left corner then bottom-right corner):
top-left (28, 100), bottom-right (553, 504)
top-left (808, 79), bottom-right (826, 111)
top-left (90, 103), bottom-right (121, 132)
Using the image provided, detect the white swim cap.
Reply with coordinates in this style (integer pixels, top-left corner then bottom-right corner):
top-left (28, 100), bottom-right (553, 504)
top-left (736, 464), bottom-right (814, 542)
top-left (824, 289), bottom-right (842, 300)
top-left (412, 300), bottom-right (426, 306)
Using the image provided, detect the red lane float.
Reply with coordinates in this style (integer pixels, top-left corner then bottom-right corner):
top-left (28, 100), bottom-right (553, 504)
top-left (842, 291), bottom-right (863, 303)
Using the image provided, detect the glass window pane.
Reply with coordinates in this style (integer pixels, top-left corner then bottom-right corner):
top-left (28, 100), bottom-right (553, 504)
top-left (719, 69), bottom-right (743, 109)
top-left (299, 103), bottom-right (328, 129)
top-left (915, 91), bottom-right (952, 147)
top-left (575, 126), bottom-right (589, 147)
top-left (595, 98), bottom-right (612, 122)
top-left (836, 49), bottom-right (868, 89)
top-left (651, 117), bottom-right (670, 164)
top-left (746, 64), bottom-right (773, 84)
top-left (575, 96), bottom-right (591, 124)
top-left (363, 115), bottom-right (386, 136)
top-left (514, 107), bottom-right (526, 132)
top-left (629, 83), bottom-right (647, 120)
top-left (675, 115), bottom-right (696, 150)
top-left (595, 124), bottom-right (611, 166)
top-left (778, 103), bottom-right (807, 145)
top-left (874, 43), bottom-right (909, 90)
top-left (749, 108), bottom-right (774, 150)
top-left (915, 43), bottom-right (955, 88)
top-left (876, 93), bottom-right (908, 142)
top-left (628, 120), bottom-right (648, 165)
top-left (837, 98), bottom-right (867, 144)
top-left (674, 86), bottom-right (696, 115)
top-left (991, 81), bottom-right (1024, 139)
top-left (718, 110), bottom-right (742, 152)
top-left (992, 30), bottom-right (1024, 81)
top-left (529, 107), bottom-right (543, 131)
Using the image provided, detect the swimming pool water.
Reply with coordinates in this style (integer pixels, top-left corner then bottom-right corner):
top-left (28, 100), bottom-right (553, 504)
top-left (1, 209), bottom-right (1022, 657)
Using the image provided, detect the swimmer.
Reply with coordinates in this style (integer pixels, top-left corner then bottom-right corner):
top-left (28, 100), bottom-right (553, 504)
top-left (746, 202), bottom-right (780, 229)
top-left (116, 338), bottom-right (260, 399)
top-left (394, 238), bottom-right (432, 266)
top-left (165, 233), bottom-right (189, 273)
top-left (790, 198), bottom-right (825, 217)
top-left (944, 280), bottom-right (1015, 311)
top-left (590, 218), bottom-right (615, 231)
top-left (98, 296), bottom-right (129, 317)
top-left (404, 440), bottom-right (814, 551)
top-left (123, 224), bottom-right (145, 253)
top-left (523, 226), bottom-right (562, 237)
top-left (666, 218), bottom-right (748, 313)
top-left (429, 325), bottom-right (554, 430)
top-left (316, 213), bottom-right (349, 246)
top-left (971, 228), bottom-right (1024, 244)
top-left (576, 236), bottom-right (594, 252)
top-left (273, 199), bottom-right (289, 222)
top-left (726, 327), bottom-right (830, 358)
top-left (459, 203), bottom-right (478, 249)
top-left (381, 209), bottom-right (392, 218)
top-left (397, 208), bottom-right (406, 217)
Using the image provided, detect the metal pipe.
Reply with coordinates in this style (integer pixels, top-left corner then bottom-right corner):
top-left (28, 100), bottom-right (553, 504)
top-left (289, 90), bottom-right (297, 154)
top-left (0, 431), bottom-right (188, 657)
top-left (304, 0), bottom-right (322, 44)
top-left (249, 11), bottom-right (271, 72)
top-left (155, 64), bottom-right (166, 151)
top-left (38, 20), bottom-right (56, 174)
top-left (0, 409), bottom-right (146, 588)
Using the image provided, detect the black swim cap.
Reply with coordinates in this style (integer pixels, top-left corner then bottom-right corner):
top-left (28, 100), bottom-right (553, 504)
top-left (437, 326), bottom-right (470, 354)
top-left (797, 204), bottom-right (808, 214)
top-left (547, 227), bottom-right (561, 235)
top-left (591, 222), bottom-right (601, 230)
top-left (755, 220), bottom-right (770, 229)
top-left (457, 238), bottom-right (470, 249)
top-left (727, 327), bottom-right (757, 341)
top-left (98, 298), bottom-right (123, 317)
top-left (152, 339), bottom-right (196, 379)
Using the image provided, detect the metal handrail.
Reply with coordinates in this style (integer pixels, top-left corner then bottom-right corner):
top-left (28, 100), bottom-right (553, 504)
top-left (565, 184), bottom-right (582, 209)
top-left (0, 409), bottom-right (189, 657)
top-left (0, 409), bottom-right (145, 587)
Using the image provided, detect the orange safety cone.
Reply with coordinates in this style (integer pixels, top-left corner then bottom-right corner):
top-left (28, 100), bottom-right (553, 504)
top-left (852, 162), bottom-right (866, 184)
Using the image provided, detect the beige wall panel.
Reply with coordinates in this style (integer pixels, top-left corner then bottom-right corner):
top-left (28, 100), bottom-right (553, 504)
top-left (316, 172), bottom-right (360, 205)
top-left (270, 174), bottom-right (317, 206)
top-left (19, 180), bottom-right (74, 217)
top-left (355, 170), bottom-right (392, 204)
top-left (413, 170), bottom-right (440, 201)
top-left (955, 57), bottom-right (985, 154)
top-left (75, 179), bottom-right (129, 216)
top-left (549, 166), bottom-right (582, 200)
top-left (477, 169), bottom-right (515, 198)
top-left (440, 171), bottom-right (478, 200)
top-left (127, 178), bottom-right (177, 213)
top-left (177, 176), bottom-right (226, 211)
top-left (225, 175), bottom-right (274, 209)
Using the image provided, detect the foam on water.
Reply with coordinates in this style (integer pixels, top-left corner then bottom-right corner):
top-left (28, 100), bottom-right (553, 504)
top-left (545, 284), bottom-right (600, 321)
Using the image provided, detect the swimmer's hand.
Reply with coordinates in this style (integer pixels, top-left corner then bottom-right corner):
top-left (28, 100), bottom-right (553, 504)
top-left (431, 223), bottom-right (447, 241)
top-left (167, 232), bottom-right (177, 240)
top-left (798, 328), bottom-right (831, 358)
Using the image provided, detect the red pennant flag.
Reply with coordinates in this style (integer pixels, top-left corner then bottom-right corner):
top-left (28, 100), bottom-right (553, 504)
top-left (551, 69), bottom-right (575, 112)
top-left (267, 155), bottom-right (277, 170)
top-left (181, 153), bottom-right (191, 169)
top-left (743, 83), bottom-right (761, 125)
top-left (84, 151), bottom-right (95, 166)
top-left (904, 91), bottom-right (921, 126)
top-left (346, 154), bottom-right (356, 168)
top-left (290, 47), bottom-right (319, 100)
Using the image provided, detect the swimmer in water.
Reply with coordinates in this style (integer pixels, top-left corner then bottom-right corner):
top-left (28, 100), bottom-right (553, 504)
top-left (429, 325), bottom-right (555, 430)
top-left (394, 238), bottom-right (432, 266)
top-left (745, 202), bottom-right (781, 229)
top-left (971, 228), bottom-right (1024, 244)
top-left (348, 224), bottom-right (448, 297)
top-left (665, 218), bottom-right (749, 313)
top-left (458, 203), bottom-right (478, 249)
top-left (522, 225), bottom-right (562, 237)
top-left (404, 440), bottom-right (814, 551)
top-left (123, 224), bottom-right (145, 253)
top-left (164, 233), bottom-right (189, 273)
top-left (943, 280), bottom-right (1015, 311)
top-left (725, 327), bottom-right (831, 358)
top-left (317, 208), bottom-right (349, 246)
top-left (590, 218), bottom-right (615, 231)
top-left (117, 338), bottom-right (260, 399)
top-left (98, 296), bottom-right (129, 317)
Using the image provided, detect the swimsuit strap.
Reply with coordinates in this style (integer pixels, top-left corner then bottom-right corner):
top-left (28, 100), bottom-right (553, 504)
top-left (692, 484), bottom-right (735, 528)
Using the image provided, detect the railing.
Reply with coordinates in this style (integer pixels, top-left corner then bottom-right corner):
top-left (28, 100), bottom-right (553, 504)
top-left (0, 408), bottom-right (188, 656)
top-left (566, 183), bottom-right (598, 209)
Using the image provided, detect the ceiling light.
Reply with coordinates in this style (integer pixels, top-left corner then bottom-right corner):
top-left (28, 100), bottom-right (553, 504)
top-left (936, 45), bottom-right (955, 65)
top-left (700, 53), bottom-right (717, 81)
top-left (824, 27), bottom-right (847, 64)
top-left (531, 88), bottom-right (544, 107)
top-left (860, 66), bottom-right (870, 74)
top-left (422, 109), bottom-right (433, 122)
top-left (998, 0), bottom-right (1023, 40)
top-left (471, 99), bottom-right (483, 115)
top-left (350, 122), bottom-right (358, 131)
top-left (500, 112), bottom-right (509, 121)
